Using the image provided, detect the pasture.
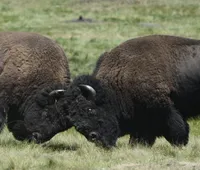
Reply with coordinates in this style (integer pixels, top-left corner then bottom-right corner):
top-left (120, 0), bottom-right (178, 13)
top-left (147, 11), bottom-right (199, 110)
top-left (1, 0), bottom-right (200, 169)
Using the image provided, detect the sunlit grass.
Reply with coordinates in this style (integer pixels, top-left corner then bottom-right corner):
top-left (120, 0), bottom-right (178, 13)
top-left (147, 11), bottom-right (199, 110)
top-left (1, 0), bottom-right (200, 169)
top-left (1, 126), bottom-right (200, 170)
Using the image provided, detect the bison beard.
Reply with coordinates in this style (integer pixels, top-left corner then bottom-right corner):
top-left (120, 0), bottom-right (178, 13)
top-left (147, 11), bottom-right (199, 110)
top-left (63, 35), bottom-right (200, 148)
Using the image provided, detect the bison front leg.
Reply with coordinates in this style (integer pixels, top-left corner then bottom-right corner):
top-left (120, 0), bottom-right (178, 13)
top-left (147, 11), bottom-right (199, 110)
top-left (0, 107), bottom-right (6, 131)
top-left (129, 133), bottom-right (156, 146)
top-left (163, 107), bottom-right (189, 146)
top-left (0, 92), bottom-right (8, 132)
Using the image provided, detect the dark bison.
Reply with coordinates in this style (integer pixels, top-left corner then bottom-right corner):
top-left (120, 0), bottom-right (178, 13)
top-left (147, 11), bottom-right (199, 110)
top-left (0, 32), bottom-right (71, 143)
top-left (56, 35), bottom-right (200, 148)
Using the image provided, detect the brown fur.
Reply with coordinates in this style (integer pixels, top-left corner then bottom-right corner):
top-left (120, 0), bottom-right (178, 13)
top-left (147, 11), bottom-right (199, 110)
top-left (0, 32), bottom-right (70, 104)
top-left (65, 35), bottom-right (200, 147)
top-left (94, 35), bottom-right (200, 109)
top-left (0, 32), bottom-right (70, 142)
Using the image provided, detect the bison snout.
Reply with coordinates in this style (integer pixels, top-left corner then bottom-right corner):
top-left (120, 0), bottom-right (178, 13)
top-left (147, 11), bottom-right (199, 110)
top-left (88, 132), bottom-right (99, 141)
top-left (31, 132), bottom-right (42, 143)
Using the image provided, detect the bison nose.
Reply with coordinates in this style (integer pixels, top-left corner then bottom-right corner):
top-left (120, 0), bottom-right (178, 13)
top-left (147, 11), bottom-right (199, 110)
top-left (89, 132), bottom-right (99, 141)
top-left (32, 132), bottom-right (42, 143)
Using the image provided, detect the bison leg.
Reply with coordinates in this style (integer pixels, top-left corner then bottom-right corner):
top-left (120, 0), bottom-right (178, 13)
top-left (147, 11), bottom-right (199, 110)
top-left (0, 93), bottom-right (8, 132)
top-left (0, 107), bottom-right (6, 132)
top-left (163, 107), bottom-right (189, 146)
top-left (129, 133), bottom-right (156, 146)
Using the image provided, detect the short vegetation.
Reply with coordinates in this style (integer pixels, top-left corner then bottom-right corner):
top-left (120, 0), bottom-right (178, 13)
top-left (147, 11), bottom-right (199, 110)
top-left (1, 0), bottom-right (200, 169)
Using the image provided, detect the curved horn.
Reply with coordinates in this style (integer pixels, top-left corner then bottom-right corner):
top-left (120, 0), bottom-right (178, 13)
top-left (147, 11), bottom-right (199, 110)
top-left (49, 89), bottom-right (65, 97)
top-left (79, 84), bottom-right (96, 100)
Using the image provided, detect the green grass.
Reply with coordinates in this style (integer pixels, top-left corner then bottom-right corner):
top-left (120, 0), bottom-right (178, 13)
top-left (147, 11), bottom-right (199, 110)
top-left (1, 0), bottom-right (200, 169)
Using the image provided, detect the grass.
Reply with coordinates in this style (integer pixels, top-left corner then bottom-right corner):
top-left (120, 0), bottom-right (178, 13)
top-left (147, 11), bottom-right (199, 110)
top-left (1, 127), bottom-right (200, 170)
top-left (1, 0), bottom-right (200, 169)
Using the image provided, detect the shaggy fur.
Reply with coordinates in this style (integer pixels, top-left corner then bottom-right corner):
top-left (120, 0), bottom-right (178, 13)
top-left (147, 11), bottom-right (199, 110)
top-left (61, 35), bottom-right (200, 148)
top-left (0, 32), bottom-right (71, 143)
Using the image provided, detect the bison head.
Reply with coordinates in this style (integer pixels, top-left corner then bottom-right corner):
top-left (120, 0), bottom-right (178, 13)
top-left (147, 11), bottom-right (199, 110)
top-left (8, 86), bottom-right (71, 143)
top-left (64, 76), bottom-right (120, 148)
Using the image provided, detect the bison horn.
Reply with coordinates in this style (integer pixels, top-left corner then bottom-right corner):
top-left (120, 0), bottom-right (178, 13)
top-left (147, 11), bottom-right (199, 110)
top-left (49, 89), bottom-right (65, 97)
top-left (79, 84), bottom-right (96, 100)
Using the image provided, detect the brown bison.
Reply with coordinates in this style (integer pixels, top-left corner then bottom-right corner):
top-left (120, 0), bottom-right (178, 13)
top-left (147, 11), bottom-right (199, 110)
top-left (0, 32), bottom-right (71, 143)
top-left (54, 35), bottom-right (200, 148)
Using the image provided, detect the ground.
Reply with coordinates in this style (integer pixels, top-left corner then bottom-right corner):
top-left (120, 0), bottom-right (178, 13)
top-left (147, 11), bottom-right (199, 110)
top-left (1, 0), bottom-right (200, 169)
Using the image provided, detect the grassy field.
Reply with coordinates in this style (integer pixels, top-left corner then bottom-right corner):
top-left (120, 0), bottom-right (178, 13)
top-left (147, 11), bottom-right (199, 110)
top-left (1, 0), bottom-right (200, 169)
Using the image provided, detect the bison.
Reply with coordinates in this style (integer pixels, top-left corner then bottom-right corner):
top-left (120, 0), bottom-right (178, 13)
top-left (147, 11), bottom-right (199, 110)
top-left (0, 32), bottom-right (71, 143)
top-left (55, 35), bottom-right (200, 148)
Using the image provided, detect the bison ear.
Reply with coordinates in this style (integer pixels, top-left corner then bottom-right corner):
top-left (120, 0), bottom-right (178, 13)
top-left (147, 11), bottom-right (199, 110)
top-left (79, 84), bottom-right (96, 101)
top-left (48, 89), bottom-right (65, 104)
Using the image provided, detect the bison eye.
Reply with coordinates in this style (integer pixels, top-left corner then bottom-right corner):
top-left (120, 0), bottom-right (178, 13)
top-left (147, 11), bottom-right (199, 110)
top-left (87, 108), bottom-right (96, 115)
top-left (42, 110), bottom-right (48, 118)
